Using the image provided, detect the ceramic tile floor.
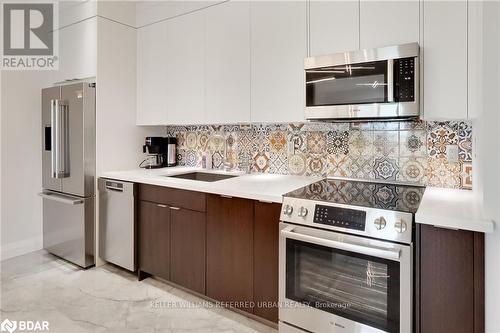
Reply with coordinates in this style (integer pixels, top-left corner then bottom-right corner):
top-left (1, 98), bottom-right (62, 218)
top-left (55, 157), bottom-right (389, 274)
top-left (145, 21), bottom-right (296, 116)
top-left (0, 250), bottom-right (277, 333)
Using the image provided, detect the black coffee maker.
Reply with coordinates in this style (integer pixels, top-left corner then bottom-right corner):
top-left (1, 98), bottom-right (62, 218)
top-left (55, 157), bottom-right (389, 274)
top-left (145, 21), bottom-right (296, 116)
top-left (142, 137), bottom-right (177, 168)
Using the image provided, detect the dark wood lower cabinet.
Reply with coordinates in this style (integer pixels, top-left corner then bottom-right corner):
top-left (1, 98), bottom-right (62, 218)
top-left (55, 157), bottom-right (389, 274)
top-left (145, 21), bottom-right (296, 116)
top-left (137, 185), bottom-right (281, 324)
top-left (416, 224), bottom-right (484, 333)
top-left (253, 201), bottom-right (281, 323)
top-left (170, 208), bottom-right (206, 294)
top-left (138, 200), bottom-right (170, 280)
top-left (137, 184), bottom-right (488, 329)
top-left (206, 194), bottom-right (254, 313)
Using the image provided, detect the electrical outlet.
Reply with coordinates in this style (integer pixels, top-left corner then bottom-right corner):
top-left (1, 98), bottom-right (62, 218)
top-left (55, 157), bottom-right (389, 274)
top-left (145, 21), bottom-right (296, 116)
top-left (446, 144), bottom-right (459, 163)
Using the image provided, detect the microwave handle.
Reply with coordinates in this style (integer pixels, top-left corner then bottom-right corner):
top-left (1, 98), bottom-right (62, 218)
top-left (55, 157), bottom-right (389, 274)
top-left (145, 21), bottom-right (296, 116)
top-left (281, 225), bottom-right (401, 261)
top-left (387, 59), bottom-right (394, 103)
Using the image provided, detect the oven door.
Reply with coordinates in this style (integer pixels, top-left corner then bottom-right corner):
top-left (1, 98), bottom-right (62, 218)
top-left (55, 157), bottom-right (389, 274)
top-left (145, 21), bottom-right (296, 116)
top-left (279, 222), bottom-right (411, 333)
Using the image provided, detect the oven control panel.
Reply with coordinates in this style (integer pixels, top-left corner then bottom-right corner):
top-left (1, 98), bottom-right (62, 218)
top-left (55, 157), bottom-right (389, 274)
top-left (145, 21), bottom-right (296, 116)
top-left (313, 205), bottom-right (366, 231)
top-left (280, 196), bottom-right (414, 244)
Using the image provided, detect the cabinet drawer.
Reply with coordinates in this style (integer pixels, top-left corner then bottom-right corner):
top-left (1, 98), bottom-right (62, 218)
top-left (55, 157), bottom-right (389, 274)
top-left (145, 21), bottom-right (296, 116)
top-left (138, 184), bottom-right (206, 212)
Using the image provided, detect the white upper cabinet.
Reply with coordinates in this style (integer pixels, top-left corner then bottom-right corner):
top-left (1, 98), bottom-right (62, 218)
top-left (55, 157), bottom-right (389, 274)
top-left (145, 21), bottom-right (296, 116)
top-left (136, 1), bottom-right (224, 27)
top-left (309, 1), bottom-right (359, 56)
top-left (467, 0), bottom-right (483, 119)
top-left (360, 1), bottom-right (420, 49)
top-left (59, 1), bottom-right (97, 27)
top-left (164, 11), bottom-right (205, 125)
top-left (250, 0), bottom-right (307, 123)
top-left (205, 1), bottom-right (250, 124)
top-left (423, 0), bottom-right (468, 120)
top-left (136, 21), bottom-right (168, 125)
top-left (134, 0), bottom-right (480, 124)
top-left (56, 17), bottom-right (97, 83)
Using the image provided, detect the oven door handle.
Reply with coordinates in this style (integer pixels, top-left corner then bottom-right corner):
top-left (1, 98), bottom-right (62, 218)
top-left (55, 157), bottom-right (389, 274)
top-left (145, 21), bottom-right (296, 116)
top-left (281, 226), bottom-right (401, 261)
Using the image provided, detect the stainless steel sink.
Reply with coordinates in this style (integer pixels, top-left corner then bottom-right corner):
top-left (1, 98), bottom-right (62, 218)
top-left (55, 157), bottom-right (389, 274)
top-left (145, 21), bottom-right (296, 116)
top-left (166, 172), bottom-right (238, 182)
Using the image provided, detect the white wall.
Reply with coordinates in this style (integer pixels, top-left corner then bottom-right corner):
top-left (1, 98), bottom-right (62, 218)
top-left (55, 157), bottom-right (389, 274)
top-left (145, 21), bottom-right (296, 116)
top-left (94, 4), bottom-right (163, 267)
top-left (96, 15), bottom-right (163, 175)
top-left (0, 71), bottom-right (51, 260)
top-left (476, 1), bottom-right (500, 332)
top-left (0, 2), bottom-right (163, 262)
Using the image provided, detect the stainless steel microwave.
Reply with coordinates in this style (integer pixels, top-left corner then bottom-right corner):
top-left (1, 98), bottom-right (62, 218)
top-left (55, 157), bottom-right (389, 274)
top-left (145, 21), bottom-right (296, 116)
top-left (304, 43), bottom-right (420, 121)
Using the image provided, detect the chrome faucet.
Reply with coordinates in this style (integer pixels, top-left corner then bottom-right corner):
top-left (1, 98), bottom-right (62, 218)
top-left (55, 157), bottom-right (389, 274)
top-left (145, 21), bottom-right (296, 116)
top-left (211, 131), bottom-right (231, 171)
top-left (210, 131), bottom-right (252, 173)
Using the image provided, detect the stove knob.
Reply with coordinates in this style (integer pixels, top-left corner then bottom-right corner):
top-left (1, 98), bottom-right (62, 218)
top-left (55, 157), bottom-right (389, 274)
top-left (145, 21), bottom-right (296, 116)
top-left (374, 217), bottom-right (387, 230)
top-left (282, 204), bottom-right (293, 216)
top-left (298, 207), bottom-right (308, 217)
top-left (395, 219), bottom-right (407, 233)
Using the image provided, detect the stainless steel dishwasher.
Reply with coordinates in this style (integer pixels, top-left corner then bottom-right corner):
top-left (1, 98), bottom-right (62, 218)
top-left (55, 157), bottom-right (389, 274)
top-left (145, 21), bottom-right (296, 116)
top-left (98, 178), bottom-right (136, 271)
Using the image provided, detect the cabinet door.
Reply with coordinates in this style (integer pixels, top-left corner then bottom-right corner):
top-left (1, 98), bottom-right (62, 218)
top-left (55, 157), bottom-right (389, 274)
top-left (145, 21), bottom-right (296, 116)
top-left (170, 208), bottom-right (206, 295)
top-left (309, 1), bottom-right (359, 56)
top-left (137, 21), bottom-right (168, 125)
top-left (253, 201), bottom-right (281, 323)
top-left (417, 224), bottom-right (484, 333)
top-left (205, 1), bottom-right (250, 123)
top-left (423, 0), bottom-right (467, 120)
top-left (250, 1), bottom-right (306, 123)
top-left (467, 0), bottom-right (484, 120)
top-left (360, 1), bottom-right (419, 49)
top-left (57, 17), bottom-right (97, 82)
top-left (138, 200), bottom-right (170, 279)
top-left (164, 11), bottom-right (205, 125)
top-left (206, 195), bottom-right (254, 313)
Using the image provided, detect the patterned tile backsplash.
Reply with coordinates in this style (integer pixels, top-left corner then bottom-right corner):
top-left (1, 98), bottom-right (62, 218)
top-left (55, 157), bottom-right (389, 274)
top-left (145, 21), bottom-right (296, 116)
top-left (166, 120), bottom-right (473, 190)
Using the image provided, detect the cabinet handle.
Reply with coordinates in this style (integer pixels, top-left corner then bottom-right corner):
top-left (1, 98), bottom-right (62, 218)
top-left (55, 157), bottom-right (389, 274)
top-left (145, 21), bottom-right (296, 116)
top-left (169, 206), bottom-right (180, 210)
top-left (157, 204), bottom-right (167, 208)
top-left (220, 195), bottom-right (233, 199)
top-left (258, 200), bottom-right (274, 204)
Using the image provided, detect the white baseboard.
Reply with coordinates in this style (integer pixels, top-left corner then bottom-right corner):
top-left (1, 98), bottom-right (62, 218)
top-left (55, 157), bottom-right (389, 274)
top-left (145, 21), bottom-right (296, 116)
top-left (1, 235), bottom-right (43, 261)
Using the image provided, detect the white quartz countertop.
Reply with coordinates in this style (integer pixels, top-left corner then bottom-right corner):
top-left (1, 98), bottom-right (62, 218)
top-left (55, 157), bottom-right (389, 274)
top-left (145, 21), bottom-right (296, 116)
top-left (415, 187), bottom-right (495, 233)
top-left (100, 166), bottom-right (321, 204)
top-left (101, 168), bottom-right (494, 233)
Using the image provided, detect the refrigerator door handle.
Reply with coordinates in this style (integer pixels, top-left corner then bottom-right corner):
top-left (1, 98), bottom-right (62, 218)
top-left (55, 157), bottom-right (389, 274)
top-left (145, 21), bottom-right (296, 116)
top-left (38, 192), bottom-right (84, 205)
top-left (59, 102), bottom-right (70, 178)
top-left (51, 100), bottom-right (69, 179)
top-left (50, 99), bottom-right (58, 178)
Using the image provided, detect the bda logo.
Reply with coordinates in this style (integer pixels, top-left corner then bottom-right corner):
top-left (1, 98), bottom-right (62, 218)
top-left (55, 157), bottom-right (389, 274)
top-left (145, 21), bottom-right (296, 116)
top-left (0, 319), bottom-right (17, 333)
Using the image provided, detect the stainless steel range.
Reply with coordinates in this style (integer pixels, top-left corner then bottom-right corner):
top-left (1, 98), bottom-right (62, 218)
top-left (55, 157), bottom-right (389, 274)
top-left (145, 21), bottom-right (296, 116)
top-left (278, 178), bottom-right (425, 333)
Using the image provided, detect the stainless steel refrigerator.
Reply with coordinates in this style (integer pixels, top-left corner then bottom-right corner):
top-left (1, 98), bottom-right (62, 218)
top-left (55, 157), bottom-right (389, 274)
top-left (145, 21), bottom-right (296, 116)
top-left (40, 82), bottom-right (95, 268)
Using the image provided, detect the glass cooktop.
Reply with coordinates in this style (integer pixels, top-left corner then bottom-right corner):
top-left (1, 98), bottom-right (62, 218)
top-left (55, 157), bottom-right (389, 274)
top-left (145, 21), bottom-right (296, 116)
top-left (285, 178), bottom-right (425, 214)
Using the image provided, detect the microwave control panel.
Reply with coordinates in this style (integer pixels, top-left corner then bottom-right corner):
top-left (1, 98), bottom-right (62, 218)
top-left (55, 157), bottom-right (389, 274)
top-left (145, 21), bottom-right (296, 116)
top-left (313, 205), bottom-right (366, 231)
top-left (394, 57), bottom-right (415, 102)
